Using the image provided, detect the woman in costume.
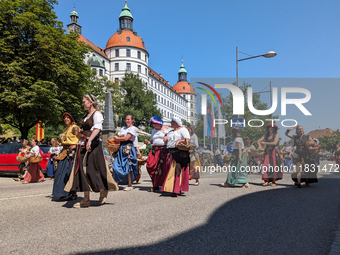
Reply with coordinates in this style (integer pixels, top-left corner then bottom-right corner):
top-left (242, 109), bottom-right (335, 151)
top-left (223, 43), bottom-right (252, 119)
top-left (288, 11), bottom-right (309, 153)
top-left (144, 116), bottom-right (170, 192)
top-left (65, 94), bottom-right (117, 207)
top-left (112, 115), bottom-right (139, 191)
top-left (52, 112), bottom-right (79, 200)
top-left (257, 124), bottom-right (282, 187)
top-left (46, 138), bottom-right (62, 179)
top-left (335, 144), bottom-right (340, 166)
top-left (285, 125), bottom-right (318, 188)
top-left (22, 139), bottom-right (45, 184)
top-left (162, 117), bottom-right (191, 197)
top-left (220, 127), bottom-right (249, 188)
top-left (187, 125), bottom-right (200, 186)
top-left (13, 139), bottom-right (31, 181)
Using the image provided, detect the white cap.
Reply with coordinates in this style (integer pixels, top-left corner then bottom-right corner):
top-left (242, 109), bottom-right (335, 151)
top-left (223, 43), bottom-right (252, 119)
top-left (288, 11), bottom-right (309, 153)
top-left (171, 117), bottom-right (182, 127)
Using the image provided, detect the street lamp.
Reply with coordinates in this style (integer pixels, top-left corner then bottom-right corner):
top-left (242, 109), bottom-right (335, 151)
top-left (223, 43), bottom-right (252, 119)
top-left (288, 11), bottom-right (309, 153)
top-left (236, 47), bottom-right (276, 88)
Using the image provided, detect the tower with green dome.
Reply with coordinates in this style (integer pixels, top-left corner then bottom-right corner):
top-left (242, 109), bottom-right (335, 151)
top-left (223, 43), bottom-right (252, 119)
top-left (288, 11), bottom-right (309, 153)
top-left (67, 7), bottom-right (82, 34)
top-left (178, 60), bottom-right (188, 82)
top-left (119, 0), bottom-right (134, 31)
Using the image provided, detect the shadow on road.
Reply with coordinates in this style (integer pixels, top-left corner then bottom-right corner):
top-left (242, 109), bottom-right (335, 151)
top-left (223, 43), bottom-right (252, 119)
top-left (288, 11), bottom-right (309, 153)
top-left (76, 177), bottom-right (340, 255)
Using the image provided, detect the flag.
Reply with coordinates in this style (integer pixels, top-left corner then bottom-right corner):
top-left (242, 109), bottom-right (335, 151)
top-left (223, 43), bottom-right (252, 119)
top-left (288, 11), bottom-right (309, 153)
top-left (35, 121), bottom-right (44, 141)
top-left (218, 104), bottom-right (225, 139)
top-left (207, 106), bottom-right (215, 138)
top-left (207, 106), bottom-right (211, 137)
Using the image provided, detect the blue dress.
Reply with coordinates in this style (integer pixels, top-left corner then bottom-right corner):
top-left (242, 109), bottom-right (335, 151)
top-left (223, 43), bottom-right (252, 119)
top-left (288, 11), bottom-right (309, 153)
top-left (46, 154), bottom-right (55, 177)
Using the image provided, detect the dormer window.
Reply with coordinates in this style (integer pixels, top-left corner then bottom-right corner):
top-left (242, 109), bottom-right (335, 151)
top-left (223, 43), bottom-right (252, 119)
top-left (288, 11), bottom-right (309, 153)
top-left (127, 36), bottom-right (130, 42)
top-left (183, 86), bottom-right (185, 90)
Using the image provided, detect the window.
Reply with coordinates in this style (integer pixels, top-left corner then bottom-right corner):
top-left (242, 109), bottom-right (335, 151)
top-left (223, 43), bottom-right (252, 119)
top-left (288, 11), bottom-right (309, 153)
top-left (191, 103), bottom-right (193, 108)
top-left (161, 98), bottom-right (163, 104)
top-left (158, 95), bottom-right (160, 101)
top-left (145, 55), bottom-right (147, 62)
top-left (191, 95), bottom-right (193, 100)
top-left (138, 51), bottom-right (141, 59)
top-left (115, 78), bottom-right (119, 85)
top-left (145, 68), bottom-right (147, 75)
top-left (115, 63), bottom-right (119, 71)
top-left (99, 69), bottom-right (103, 77)
top-left (126, 63), bottom-right (131, 71)
top-left (191, 112), bottom-right (193, 117)
top-left (126, 49), bottom-right (130, 57)
top-left (183, 86), bottom-right (185, 90)
top-left (127, 36), bottom-right (130, 42)
top-left (138, 65), bottom-right (141, 73)
top-left (115, 49), bottom-right (119, 57)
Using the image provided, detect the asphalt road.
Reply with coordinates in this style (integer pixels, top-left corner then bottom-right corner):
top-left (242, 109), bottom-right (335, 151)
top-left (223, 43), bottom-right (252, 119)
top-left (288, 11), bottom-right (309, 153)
top-left (1, 161), bottom-right (340, 255)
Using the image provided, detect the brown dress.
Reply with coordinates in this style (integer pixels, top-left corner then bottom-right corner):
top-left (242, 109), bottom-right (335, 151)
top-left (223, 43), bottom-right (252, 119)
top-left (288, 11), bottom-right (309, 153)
top-left (64, 111), bottom-right (117, 193)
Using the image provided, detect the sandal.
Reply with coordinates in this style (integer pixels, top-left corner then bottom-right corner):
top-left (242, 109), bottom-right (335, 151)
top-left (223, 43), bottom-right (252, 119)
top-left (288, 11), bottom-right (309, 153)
top-left (73, 199), bottom-right (90, 208)
top-left (271, 183), bottom-right (276, 187)
top-left (99, 191), bottom-right (108, 204)
top-left (263, 182), bottom-right (269, 186)
top-left (242, 183), bottom-right (250, 188)
top-left (13, 178), bottom-right (21, 182)
top-left (194, 182), bottom-right (200, 186)
top-left (22, 181), bottom-right (29, 184)
top-left (220, 182), bottom-right (230, 187)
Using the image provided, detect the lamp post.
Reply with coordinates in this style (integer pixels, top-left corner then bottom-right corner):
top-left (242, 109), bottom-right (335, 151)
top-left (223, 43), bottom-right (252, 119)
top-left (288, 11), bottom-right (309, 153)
top-left (236, 47), bottom-right (276, 88)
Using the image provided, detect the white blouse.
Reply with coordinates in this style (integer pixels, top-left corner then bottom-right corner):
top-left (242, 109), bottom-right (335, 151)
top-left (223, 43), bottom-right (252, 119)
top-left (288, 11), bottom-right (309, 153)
top-left (150, 128), bottom-right (170, 146)
top-left (84, 111), bottom-right (103, 131)
top-left (48, 146), bottom-right (63, 156)
top-left (232, 137), bottom-right (244, 150)
top-left (30, 145), bottom-right (41, 157)
top-left (166, 127), bottom-right (190, 149)
top-left (118, 126), bottom-right (138, 147)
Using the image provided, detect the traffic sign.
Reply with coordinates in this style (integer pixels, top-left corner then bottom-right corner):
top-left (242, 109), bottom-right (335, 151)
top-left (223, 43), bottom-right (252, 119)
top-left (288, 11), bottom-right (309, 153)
top-left (232, 118), bottom-right (244, 129)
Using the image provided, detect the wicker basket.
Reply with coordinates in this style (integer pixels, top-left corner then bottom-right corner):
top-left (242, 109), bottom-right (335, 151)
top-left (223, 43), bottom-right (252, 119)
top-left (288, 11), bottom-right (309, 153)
top-left (16, 152), bottom-right (28, 163)
top-left (250, 149), bottom-right (264, 157)
top-left (308, 146), bottom-right (321, 155)
top-left (177, 138), bottom-right (190, 151)
top-left (107, 136), bottom-right (120, 153)
top-left (28, 152), bottom-right (42, 164)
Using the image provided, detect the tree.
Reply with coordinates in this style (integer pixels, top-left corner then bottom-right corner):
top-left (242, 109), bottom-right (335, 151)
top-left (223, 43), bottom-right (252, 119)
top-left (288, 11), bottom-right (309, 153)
top-left (0, 0), bottom-right (98, 138)
top-left (318, 130), bottom-right (340, 152)
top-left (118, 72), bottom-right (161, 127)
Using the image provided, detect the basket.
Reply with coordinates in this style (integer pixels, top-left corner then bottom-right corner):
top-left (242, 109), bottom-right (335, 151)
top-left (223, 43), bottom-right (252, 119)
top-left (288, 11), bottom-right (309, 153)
top-left (28, 152), bottom-right (42, 164)
top-left (318, 153), bottom-right (326, 157)
top-left (190, 144), bottom-right (197, 150)
top-left (16, 152), bottom-right (28, 163)
top-left (107, 136), bottom-right (120, 153)
top-left (250, 149), bottom-right (264, 157)
top-left (308, 146), bottom-right (321, 155)
top-left (137, 158), bottom-right (147, 166)
top-left (177, 138), bottom-right (190, 151)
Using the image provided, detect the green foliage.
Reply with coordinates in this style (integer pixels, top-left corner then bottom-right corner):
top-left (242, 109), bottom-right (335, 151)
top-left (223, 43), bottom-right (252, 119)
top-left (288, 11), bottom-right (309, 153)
top-left (318, 130), bottom-right (340, 152)
top-left (182, 119), bottom-right (190, 127)
top-left (118, 72), bottom-right (161, 127)
top-left (0, 0), bottom-right (102, 138)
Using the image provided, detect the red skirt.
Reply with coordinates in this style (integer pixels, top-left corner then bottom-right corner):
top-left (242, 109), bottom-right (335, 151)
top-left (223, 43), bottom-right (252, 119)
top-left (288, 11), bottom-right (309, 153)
top-left (23, 163), bottom-right (45, 183)
top-left (146, 146), bottom-right (169, 187)
top-left (161, 150), bottom-right (189, 194)
top-left (262, 148), bottom-right (283, 182)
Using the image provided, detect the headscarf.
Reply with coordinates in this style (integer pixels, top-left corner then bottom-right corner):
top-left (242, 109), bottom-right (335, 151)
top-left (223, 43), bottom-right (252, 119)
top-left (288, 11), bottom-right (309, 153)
top-left (61, 112), bottom-right (77, 123)
top-left (171, 117), bottom-right (182, 127)
top-left (150, 115), bottom-right (163, 125)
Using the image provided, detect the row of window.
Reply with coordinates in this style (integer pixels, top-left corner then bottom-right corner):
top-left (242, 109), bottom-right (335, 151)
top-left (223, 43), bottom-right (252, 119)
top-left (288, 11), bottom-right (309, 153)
top-left (115, 49), bottom-right (147, 62)
top-left (149, 79), bottom-right (186, 106)
top-left (158, 95), bottom-right (187, 115)
top-left (114, 63), bottom-right (147, 75)
top-left (161, 109), bottom-right (183, 120)
top-left (182, 94), bottom-right (195, 101)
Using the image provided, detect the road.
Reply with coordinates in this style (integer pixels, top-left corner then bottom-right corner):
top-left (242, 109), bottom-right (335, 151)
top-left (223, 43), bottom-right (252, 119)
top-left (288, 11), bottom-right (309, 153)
top-left (1, 161), bottom-right (340, 255)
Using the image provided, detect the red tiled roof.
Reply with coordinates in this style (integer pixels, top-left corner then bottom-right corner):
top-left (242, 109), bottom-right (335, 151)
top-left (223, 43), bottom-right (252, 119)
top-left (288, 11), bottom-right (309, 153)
top-left (148, 67), bottom-right (171, 88)
top-left (78, 34), bottom-right (108, 60)
top-left (106, 30), bottom-right (146, 51)
top-left (308, 128), bottom-right (336, 138)
top-left (173, 81), bottom-right (196, 95)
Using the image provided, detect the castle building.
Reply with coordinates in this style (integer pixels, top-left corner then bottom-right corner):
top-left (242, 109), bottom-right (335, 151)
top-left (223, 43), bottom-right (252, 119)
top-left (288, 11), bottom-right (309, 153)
top-left (67, 1), bottom-right (196, 125)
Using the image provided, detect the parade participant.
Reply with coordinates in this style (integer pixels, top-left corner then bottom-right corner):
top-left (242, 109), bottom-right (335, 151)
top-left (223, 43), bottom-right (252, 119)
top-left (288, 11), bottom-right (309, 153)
top-left (162, 117), bottom-right (190, 197)
top-left (244, 139), bottom-right (256, 173)
top-left (214, 146), bottom-right (223, 167)
top-left (187, 125), bottom-right (200, 186)
top-left (282, 141), bottom-right (294, 171)
top-left (144, 116), bottom-right (169, 192)
top-left (112, 115), bottom-right (139, 191)
top-left (13, 139), bottom-right (31, 181)
top-left (64, 95), bottom-right (117, 207)
top-left (257, 124), bottom-right (282, 187)
top-left (46, 138), bottom-right (62, 179)
top-left (22, 139), bottom-right (45, 184)
top-left (52, 112), bottom-right (79, 201)
top-left (285, 125), bottom-right (318, 188)
top-left (220, 127), bottom-right (249, 188)
top-left (335, 144), bottom-right (340, 166)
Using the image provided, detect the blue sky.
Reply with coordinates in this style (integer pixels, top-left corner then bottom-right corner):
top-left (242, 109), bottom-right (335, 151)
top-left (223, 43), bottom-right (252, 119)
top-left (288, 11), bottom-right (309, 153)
top-left (54, 0), bottom-right (340, 139)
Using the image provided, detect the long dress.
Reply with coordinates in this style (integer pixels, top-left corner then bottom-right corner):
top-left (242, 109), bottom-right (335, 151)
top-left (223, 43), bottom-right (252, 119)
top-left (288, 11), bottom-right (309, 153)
top-left (64, 111), bottom-right (117, 193)
top-left (161, 127), bottom-right (190, 194)
top-left (112, 126), bottom-right (139, 185)
top-left (291, 135), bottom-right (318, 184)
top-left (52, 125), bottom-right (78, 200)
top-left (262, 137), bottom-right (283, 182)
top-left (46, 146), bottom-right (62, 177)
top-left (146, 128), bottom-right (169, 187)
top-left (226, 137), bottom-right (248, 184)
top-left (189, 133), bottom-right (201, 180)
top-left (23, 146), bottom-right (45, 183)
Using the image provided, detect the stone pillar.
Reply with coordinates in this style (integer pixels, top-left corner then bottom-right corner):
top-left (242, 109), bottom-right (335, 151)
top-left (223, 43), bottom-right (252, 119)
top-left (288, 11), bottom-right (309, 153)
top-left (102, 91), bottom-right (115, 149)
